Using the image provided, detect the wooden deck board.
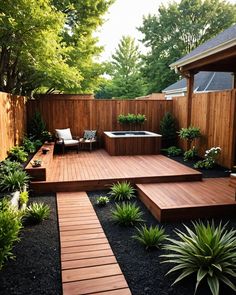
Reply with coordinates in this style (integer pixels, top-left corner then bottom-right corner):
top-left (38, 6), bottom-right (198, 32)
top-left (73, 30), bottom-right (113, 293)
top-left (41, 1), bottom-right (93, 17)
top-left (137, 178), bottom-right (236, 221)
top-left (31, 149), bottom-right (202, 193)
top-left (57, 191), bottom-right (130, 295)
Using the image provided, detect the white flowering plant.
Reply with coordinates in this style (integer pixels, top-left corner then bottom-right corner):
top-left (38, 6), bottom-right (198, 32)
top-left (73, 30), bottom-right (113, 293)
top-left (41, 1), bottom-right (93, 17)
top-left (194, 147), bottom-right (221, 169)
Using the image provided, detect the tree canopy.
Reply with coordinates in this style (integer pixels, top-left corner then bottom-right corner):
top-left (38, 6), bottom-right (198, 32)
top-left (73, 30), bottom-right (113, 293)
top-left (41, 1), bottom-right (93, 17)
top-left (95, 36), bottom-right (147, 99)
top-left (0, 0), bottom-right (112, 96)
top-left (139, 0), bottom-right (236, 93)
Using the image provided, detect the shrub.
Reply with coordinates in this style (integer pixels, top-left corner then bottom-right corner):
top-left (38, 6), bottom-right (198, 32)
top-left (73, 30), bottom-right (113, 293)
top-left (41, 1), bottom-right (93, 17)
top-left (8, 146), bottom-right (28, 163)
top-left (160, 112), bottom-right (177, 146)
top-left (26, 202), bottom-right (50, 224)
top-left (162, 146), bottom-right (182, 157)
top-left (109, 181), bottom-right (135, 201)
top-left (133, 224), bottom-right (167, 249)
top-left (19, 191), bottom-right (29, 206)
top-left (33, 139), bottom-right (43, 150)
top-left (0, 160), bottom-right (23, 175)
top-left (117, 113), bottom-right (146, 125)
top-left (136, 114), bottom-right (146, 124)
top-left (96, 196), bottom-right (109, 206)
top-left (183, 147), bottom-right (198, 161)
top-left (162, 221), bottom-right (236, 295)
top-left (22, 137), bottom-right (36, 153)
top-left (41, 130), bottom-right (53, 142)
top-left (0, 198), bottom-right (22, 270)
top-left (112, 202), bottom-right (143, 226)
top-left (0, 170), bottom-right (30, 192)
top-left (178, 126), bottom-right (201, 143)
top-left (28, 111), bottom-right (46, 140)
top-left (194, 147), bottom-right (221, 169)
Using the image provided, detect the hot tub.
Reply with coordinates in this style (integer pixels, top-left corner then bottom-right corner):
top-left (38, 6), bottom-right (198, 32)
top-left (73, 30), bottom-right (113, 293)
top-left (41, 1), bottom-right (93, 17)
top-left (104, 131), bottom-right (162, 156)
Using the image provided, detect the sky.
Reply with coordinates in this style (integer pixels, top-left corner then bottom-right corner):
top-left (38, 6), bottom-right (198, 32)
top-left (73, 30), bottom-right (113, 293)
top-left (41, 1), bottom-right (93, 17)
top-left (96, 0), bottom-right (236, 62)
top-left (96, 0), bottom-right (166, 61)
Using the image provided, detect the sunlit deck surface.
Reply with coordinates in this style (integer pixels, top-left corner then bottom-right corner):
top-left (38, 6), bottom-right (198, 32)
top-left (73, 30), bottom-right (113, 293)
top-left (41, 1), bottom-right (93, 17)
top-left (30, 149), bottom-right (202, 193)
top-left (137, 178), bottom-right (236, 222)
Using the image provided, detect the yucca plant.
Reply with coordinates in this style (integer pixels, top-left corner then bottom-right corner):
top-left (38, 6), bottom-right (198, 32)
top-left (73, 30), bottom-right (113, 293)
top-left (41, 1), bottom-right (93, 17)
top-left (161, 221), bottom-right (236, 295)
top-left (109, 181), bottom-right (135, 201)
top-left (133, 224), bottom-right (167, 249)
top-left (112, 202), bottom-right (143, 226)
top-left (26, 202), bottom-right (50, 224)
top-left (0, 170), bottom-right (30, 192)
top-left (96, 196), bottom-right (109, 206)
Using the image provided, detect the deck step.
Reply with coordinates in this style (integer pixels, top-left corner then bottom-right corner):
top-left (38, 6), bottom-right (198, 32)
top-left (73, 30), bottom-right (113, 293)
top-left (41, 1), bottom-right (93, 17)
top-left (136, 178), bottom-right (236, 222)
top-left (57, 191), bottom-right (131, 295)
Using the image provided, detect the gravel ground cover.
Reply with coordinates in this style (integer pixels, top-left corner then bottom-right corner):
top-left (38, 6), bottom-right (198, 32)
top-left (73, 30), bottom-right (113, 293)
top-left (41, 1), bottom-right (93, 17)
top-left (0, 195), bottom-right (62, 295)
top-left (89, 191), bottom-right (236, 295)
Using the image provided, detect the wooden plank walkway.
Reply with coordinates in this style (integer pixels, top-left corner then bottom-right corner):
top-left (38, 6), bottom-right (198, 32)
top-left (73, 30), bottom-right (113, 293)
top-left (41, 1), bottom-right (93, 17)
top-left (137, 178), bottom-right (236, 222)
top-left (31, 149), bottom-right (202, 193)
top-left (57, 192), bottom-right (131, 295)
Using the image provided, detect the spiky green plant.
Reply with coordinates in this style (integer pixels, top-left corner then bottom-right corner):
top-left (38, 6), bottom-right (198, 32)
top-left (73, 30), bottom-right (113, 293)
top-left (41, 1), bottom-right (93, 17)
top-left (0, 170), bottom-right (30, 192)
top-left (96, 196), bottom-right (109, 206)
top-left (133, 224), bottom-right (167, 249)
top-left (0, 198), bottom-right (22, 270)
top-left (26, 202), bottom-right (50, 224)
top-left (109, 181), bottom-right (135, 201)
top-left (112, 202), bottom-right (143, 226)
top-left (161, 221), bottom-right (236, 295)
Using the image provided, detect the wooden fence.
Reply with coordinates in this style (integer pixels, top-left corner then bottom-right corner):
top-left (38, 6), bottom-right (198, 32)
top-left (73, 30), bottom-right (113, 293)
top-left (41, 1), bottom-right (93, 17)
top-left (173, 90), bottom-right (236, 168)
top-left (0, 92), bottom-right (26, 160)
top-left (25, 90), bottom-right (236, 169)
top-left (27, 98), bottom-right (173, 144)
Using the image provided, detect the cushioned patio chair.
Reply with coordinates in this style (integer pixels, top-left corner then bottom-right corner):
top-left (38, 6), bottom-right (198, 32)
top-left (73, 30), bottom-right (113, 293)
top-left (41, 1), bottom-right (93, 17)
top-left (79, 130), bottom-right (98, 151)
top-left (55, 128), bottom-right (79, 154)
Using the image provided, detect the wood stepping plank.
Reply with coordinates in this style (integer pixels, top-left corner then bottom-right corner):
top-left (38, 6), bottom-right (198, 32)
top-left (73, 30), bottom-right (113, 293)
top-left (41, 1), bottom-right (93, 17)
top-left (57, 192), bottom-right (131, 295)
top-left (137, 178), bottom-right (236, 222)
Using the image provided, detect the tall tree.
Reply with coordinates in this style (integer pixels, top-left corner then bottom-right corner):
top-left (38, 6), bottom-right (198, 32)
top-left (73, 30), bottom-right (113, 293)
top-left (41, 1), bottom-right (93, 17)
top-left (0, 0), bottom-right (112, 95)
top-left (100, 36), bottom-right (146, 99)
top-left (139, 0), bottom-right (236, 93)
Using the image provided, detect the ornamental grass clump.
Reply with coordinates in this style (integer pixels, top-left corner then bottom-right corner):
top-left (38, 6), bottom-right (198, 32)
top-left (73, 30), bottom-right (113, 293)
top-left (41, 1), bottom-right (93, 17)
top-left (112, 202), bottom-right (143, 226)
top-left (133, 224), bottom-right (167, 249)
top-left (96, 196), bottom-right (109, 207)
top-left (109, 181), bottom-right (135, 201)
top-left (26, 202), bottom-right (50, 224)
top-left (0, 170), bottom-right (30, 192)
top-left (161, 221), bottom-right (236, 295)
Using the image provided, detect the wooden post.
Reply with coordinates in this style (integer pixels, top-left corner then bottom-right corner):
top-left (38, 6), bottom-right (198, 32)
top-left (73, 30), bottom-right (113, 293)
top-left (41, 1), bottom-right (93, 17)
top-left (186, 72), bottom-right (194, 149)
top-left (233, 73), bottom-right (236, 89)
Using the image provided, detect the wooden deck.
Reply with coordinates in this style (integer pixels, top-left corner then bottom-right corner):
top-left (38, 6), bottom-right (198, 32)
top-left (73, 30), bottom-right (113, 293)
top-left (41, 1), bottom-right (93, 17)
top-left (57, 192), bottom-right (131, 295)
top-left (137, 178), bottom-right (236, 222)
top-left (30, 149), bottom-right (202, 193)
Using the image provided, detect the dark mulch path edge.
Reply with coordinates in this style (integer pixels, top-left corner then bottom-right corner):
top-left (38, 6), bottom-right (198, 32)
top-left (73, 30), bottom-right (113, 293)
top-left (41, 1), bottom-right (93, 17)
top-left (165, 155), bottom-right (231, 178)
top-left (0, 195), bottom-right (62, 295)
top-left (88, 191), bottom-right (236, 295)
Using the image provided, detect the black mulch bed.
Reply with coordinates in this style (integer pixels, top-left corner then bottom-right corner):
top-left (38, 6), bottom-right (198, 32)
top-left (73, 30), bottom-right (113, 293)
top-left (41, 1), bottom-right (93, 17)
top-left (89, 191), bottom-right (236, 295)
top-left (165, 155), bottom-right (231, 178)
top-left (0, 195), bottom-right (62, 295)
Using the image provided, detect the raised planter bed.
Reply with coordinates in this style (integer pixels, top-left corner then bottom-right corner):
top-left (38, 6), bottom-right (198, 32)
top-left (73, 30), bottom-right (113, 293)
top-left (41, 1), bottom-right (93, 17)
top-left (25, 143), bottom-right (54, 181)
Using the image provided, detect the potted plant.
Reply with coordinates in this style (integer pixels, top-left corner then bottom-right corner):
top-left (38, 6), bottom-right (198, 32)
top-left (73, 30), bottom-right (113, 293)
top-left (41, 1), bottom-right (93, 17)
top-left (31, 159), bottom-right (42, 167)
top-left (178, 126), bottom-right (201, 161)
top-left (42, 147), bottom-right (50, 154)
